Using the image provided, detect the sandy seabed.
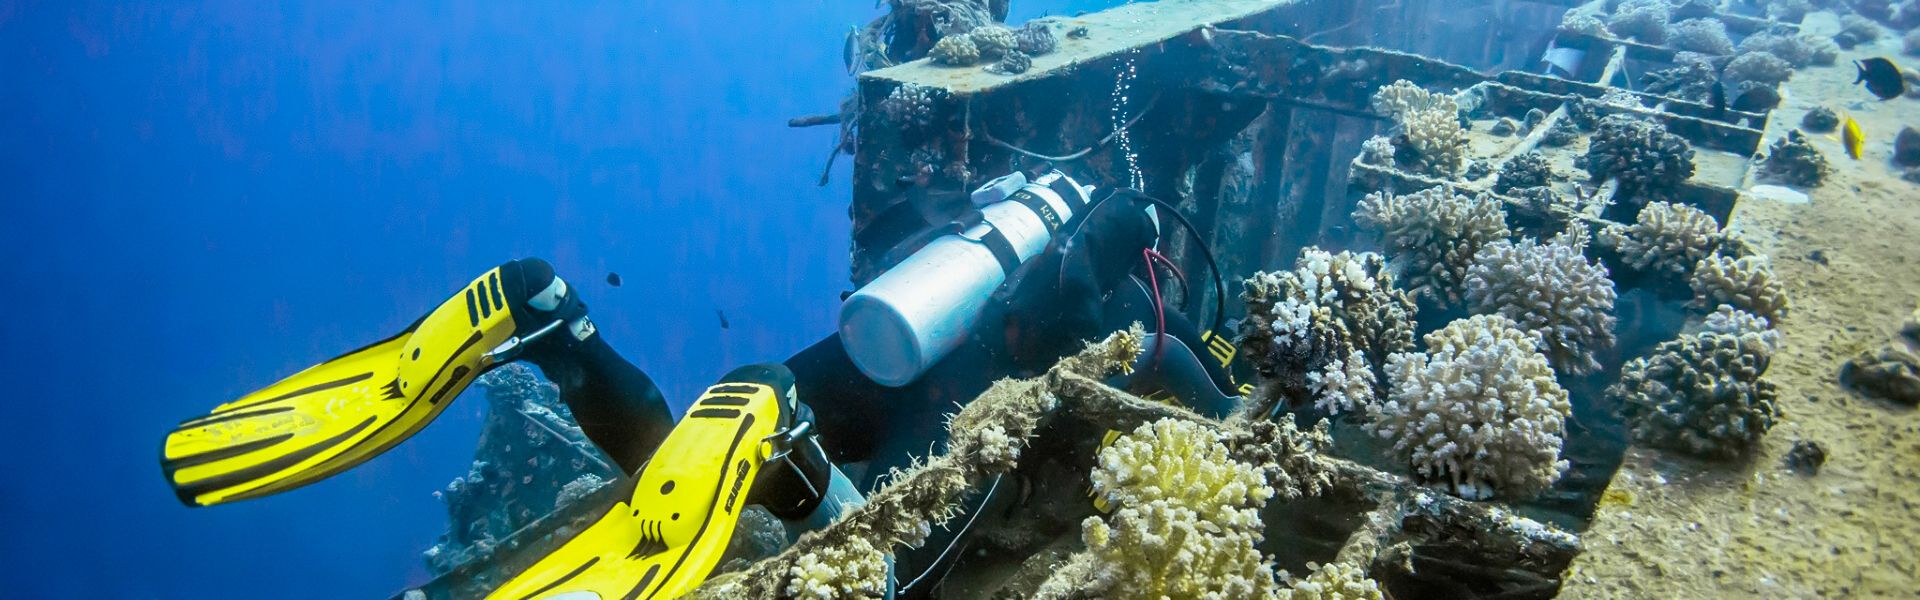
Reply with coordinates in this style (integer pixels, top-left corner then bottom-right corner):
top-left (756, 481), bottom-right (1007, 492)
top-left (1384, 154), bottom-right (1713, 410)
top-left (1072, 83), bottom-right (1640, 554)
top-left (1562, 14), bottom-right (1920, 599)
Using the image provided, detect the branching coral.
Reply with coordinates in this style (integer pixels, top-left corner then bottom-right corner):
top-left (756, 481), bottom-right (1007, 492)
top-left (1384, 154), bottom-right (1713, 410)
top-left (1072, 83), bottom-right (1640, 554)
top-left (1493, 152), bottom-right (1552, 194)
top-left (1015, 22), bottom-right (1058, 55)
top-left (1355, 187), bottom-right (1511, 306)
top-left (1737, 32), bottom-right (1816, 68)
top-left (1697, 304), bottom-right (1781, 352)
top-left (1238, 249), bottom-right (1416, 415)
top-left (1055, 418), bottom-right (1282, 599)
top-left (1584, 115), bottom-right (1696, 203)
top-left (1370, 81), bottom-right (1466, 177)
top-left (1667, 18), bottom-right (1734, 54)
top-left (1642, 59), bottom-right (1718, 103)
top-left (1465, 233), bottom-right (1619, 376)
top-left (1374, 315), bottom-right (1572, 500)
top-left (1724, 51), bottom-right (1796, 87)
top-left (1560, 13), bottom-right (1606, 36)
top-left (1506, 186), bottom-right (1585, 237)
top-left (878, 83), bottom-right (939, 131)
top-left (1834, 14), bottom-right (1885, 49)
top-left (1280, 561), bottom-right (1383, 600)
top-left (1222, 417), bottom-right (1335, 501)
top-left (1596, 200), bottom-right (1726, 281)
top-left (988, 51), bottom-right (1032, 75)
top-left (1766, 0), bottom-right (1812, 22)
top-left (1691, 255), bottom-right (1790, 323)
top-left (784, 536), bottom-right (888, 600)
top-left (1608, 0), bottom-right (1672, 43)
top-left (928, 33), bottom-right (982, 66)
top-left (1613, 331), bottom-right (1779, 460)
top-left (1369, 80), bottom-right (1453, 117)
top-left (1760, 130), bottom-right (1832, 187)
top-left (968, 25), bottom-right (1017, 59)
top-left (1801, 106), bottom-right (1840, 133)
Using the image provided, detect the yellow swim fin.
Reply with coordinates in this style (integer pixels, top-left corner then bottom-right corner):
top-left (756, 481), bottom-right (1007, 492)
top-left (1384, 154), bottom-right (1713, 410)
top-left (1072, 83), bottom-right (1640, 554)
top-left (162, 261), bottom-right (568, 507)
top-left (487, 366), bottom-right (799, 600)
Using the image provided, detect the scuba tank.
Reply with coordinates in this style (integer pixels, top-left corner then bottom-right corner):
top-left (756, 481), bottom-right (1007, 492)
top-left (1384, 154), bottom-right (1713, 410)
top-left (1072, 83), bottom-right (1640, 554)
top-left (839, 170), bottom-right (1105, 387)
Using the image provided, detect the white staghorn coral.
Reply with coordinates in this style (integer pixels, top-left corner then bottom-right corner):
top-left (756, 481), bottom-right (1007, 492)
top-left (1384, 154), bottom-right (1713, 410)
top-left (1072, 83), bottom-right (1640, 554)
top-left (1355, 187), bottom-right (1511, 306)
top-left (1374, 315), bottom-right (1571, 500)
top-left (1691, 254), bottom-right (1789, 323)
top-left (1466, 233), bottom-right (1618, 376)
top-left (1596, 200), bottom-right (1724, 280)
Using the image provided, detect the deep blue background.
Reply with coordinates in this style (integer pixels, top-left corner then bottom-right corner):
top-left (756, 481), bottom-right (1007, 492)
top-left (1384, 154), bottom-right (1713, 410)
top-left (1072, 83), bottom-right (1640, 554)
top-left (0, 0), bottom-right (1111, 597)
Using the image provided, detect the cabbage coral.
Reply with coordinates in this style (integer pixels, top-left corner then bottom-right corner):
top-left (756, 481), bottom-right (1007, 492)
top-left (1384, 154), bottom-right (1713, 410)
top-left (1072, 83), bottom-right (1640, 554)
top-left (1374, 315), bottom-right (1572, 500)
top-left (1465, 234), bottom-right (1619, 376)
top-left (1596, 200), bottom-right (1726, 281)
top-left (1355, 187), bottom-right (1511, 306)
top-left (1238, 249), bottom-right (1416, 415)
top-left (1613, 331), bottom-right (1779, 460)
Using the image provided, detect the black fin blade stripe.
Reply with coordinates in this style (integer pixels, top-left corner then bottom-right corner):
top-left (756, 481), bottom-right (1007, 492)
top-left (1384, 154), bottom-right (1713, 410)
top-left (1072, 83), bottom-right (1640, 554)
top-left (517, 556), bottom-right (601, 600)
top-left (163, 431), bottom-right (295, 472)
top-left (172, 415), bottom-right (379, 501)
top-left (218, 372), bottom-right (375, 412)
top-left (178, 405), bottom-right (296, 429)
top-left (687, 408), bottom-right (740, 419)
top-left (466, 289), bottom-right (480, 327)
top-left (698, 396), bottom-right (750, 407)
top-left (622, 564), bottom-right (663, 600)
top-left (489, 271), bottom-right (506, 311)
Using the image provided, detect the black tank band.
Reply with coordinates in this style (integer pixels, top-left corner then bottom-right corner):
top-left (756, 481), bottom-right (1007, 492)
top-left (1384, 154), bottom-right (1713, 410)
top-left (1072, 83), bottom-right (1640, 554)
top-left (979, 226), bottom-right (1023, 279)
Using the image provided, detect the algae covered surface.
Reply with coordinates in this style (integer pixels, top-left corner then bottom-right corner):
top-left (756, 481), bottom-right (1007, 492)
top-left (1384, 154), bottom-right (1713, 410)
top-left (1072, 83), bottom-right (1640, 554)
top-left (1563, 13), bottom-right (1920, 598)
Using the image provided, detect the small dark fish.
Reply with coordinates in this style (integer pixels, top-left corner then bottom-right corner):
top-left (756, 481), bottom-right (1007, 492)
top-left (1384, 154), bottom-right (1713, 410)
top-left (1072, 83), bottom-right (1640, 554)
top-left (843, 26), bottom-right (859, 75)
top-left (606, 272), bottom-right (622, 287)
top-left (715, 309), bottom-right (730, 330)
top-left (1730, 86), bottom-right (1780, 113)
top-left (1856, 58), bottom-right (1906, 101)
top-left (1708, 80), bottom-right (1726, 120)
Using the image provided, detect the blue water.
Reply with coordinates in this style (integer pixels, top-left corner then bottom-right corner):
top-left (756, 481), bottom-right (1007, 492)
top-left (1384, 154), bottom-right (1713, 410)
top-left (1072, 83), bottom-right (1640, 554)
top-left (0, 1), bottom-right (988, 596)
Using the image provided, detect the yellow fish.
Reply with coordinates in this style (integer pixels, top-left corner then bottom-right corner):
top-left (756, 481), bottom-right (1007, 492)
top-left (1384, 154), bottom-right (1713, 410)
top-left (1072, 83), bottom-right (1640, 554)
top-left (1841, 113), bottom-right (1865, 160)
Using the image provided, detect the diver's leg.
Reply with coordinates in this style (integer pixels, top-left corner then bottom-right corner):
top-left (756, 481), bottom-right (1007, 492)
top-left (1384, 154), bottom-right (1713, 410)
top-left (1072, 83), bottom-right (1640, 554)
top-left (502, 258), bottom-right (673, 475)
top-left (521, 334), bottom-right (672, 474)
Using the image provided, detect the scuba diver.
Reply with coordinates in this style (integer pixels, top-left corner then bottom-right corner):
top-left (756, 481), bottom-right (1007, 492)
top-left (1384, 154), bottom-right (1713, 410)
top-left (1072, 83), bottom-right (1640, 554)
top-left (160, 171), bottom-right (1244, 599)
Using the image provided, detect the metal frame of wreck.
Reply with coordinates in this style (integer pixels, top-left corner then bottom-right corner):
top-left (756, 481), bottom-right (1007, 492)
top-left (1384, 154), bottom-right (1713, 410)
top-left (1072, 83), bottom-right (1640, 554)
top-left (405, 0), bottom-right (1808, 596)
